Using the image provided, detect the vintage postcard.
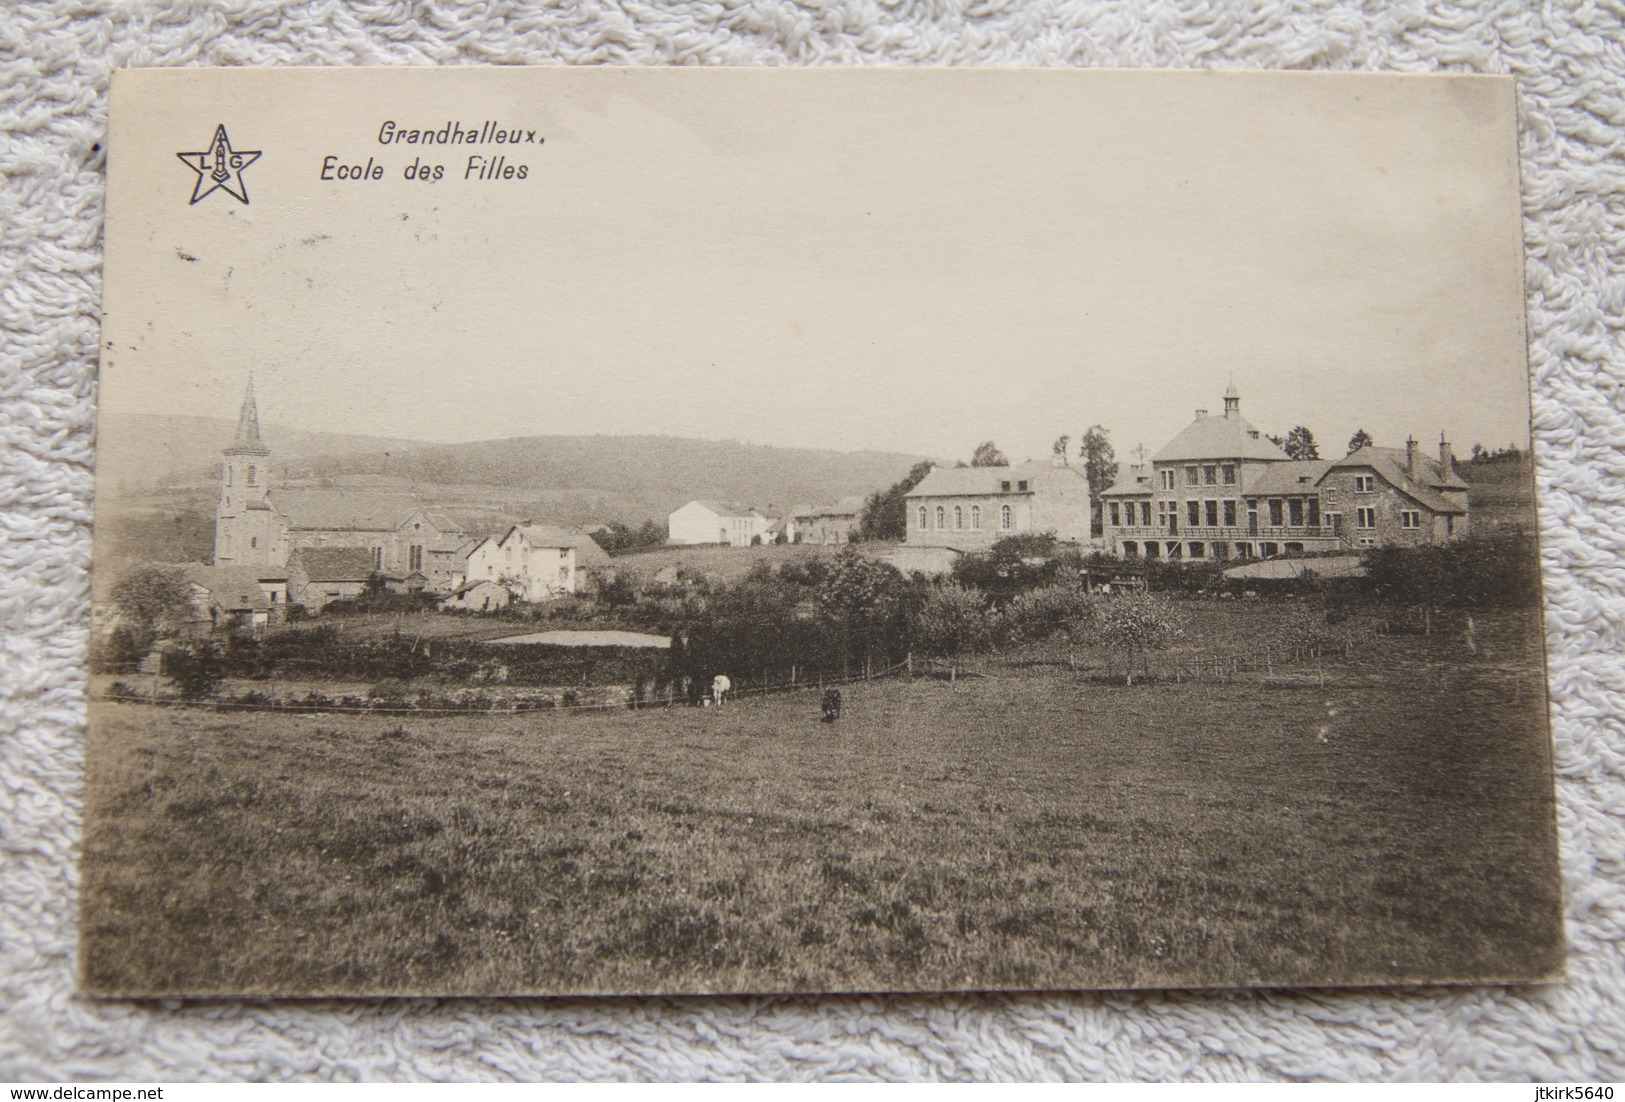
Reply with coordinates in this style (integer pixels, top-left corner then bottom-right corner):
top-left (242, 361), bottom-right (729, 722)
top-left (85, 67), bottom-right (1561, 996)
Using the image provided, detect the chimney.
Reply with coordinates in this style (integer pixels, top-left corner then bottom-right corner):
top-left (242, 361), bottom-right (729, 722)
top-left (1439, 433), bottom-right (1454, 472)
top-left (1195, 409), bottom-right (1208, 420)
top-left (1406, 436), bottom-right (1420, 482)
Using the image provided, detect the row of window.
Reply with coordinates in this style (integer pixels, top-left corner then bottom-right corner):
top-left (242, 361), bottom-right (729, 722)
top-left (1112, 503), bottom-right (1425, 532)
top-left (916, 504), bottom-right (1014, 531)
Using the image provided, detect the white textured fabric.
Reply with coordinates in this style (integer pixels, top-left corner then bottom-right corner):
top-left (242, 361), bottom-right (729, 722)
top-left (2, 0), bottom-right (1622, 1082)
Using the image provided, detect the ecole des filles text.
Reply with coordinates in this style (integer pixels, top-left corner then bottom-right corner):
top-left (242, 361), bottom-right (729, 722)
top-left (321, 119), bottom-right (543, 183)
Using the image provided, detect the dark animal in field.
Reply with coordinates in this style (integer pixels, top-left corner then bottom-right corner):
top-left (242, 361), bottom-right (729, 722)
top-left (821, 688), bottom-right (842, 723)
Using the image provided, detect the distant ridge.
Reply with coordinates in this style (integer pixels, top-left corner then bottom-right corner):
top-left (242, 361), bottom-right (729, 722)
top-left (98, 412), bottom-right (927, 527)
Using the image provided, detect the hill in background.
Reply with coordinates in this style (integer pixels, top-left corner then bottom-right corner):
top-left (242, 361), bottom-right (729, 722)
top-left (97, 412), bottom-right (927, 531)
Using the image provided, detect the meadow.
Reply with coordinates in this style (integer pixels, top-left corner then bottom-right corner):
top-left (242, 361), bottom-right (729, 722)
top-left (80, 605), bottom-right (1562, 997)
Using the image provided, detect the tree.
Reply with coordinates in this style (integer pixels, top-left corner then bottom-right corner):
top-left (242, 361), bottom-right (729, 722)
top-left (1097, 596), bottom-right (1183, 685)
top-left (857, 459), bottom-right (934, 542)
top-left (970, 441), bottom-right (1009, 468)
top-left (106, 565), bottom-right (194, 658)
top-left (908, 581), bottom-right (997, 657)
top-left (1346, 428), bottom-right (1374, 455)
top-left (1078, 425), bottom-right (1119, 538)
top-left (168, 640), bottom-right (225, 699)
top-left (1284, 426), bottom-right (1321, 460)
top-left (1051, 435), bottom-right (1071, 464)
top-left (1266, 433), bottom-right (1285, 448)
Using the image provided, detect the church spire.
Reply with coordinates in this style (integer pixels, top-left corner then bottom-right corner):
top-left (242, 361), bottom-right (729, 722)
top-left (225, 374), bottom-right (270, 456)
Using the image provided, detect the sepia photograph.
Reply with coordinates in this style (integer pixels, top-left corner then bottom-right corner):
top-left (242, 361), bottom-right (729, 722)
top-left (83, 66), bottom-right (1563, 997)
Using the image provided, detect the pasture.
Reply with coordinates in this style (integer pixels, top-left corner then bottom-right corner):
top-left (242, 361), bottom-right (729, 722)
top-left (81, 606), bottom-right (1561, 997)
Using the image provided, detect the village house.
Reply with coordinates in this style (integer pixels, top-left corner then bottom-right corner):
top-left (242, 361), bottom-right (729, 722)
top-left (1100, 385), bottom-right (1468, 560)
top-left (792, 496), bottom-right (864, 545)
top-left (461, 523), bottom-right (609, 603)
top-left (183, 565), bottom-right (290, 633)
top-left (286, 547), bottom-right (375, 611)
top-left (667, 500), bottom-right (776, 547)
top-left (904, 459), bottom-right (1092, 549)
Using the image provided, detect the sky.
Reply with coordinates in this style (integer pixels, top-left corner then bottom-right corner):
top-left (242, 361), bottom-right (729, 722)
top-left (99, 68), bottom-right (1533, 476)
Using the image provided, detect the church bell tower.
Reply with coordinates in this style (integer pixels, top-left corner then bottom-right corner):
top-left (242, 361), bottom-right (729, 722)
top-left (214, 375), bottom-right (274, 565)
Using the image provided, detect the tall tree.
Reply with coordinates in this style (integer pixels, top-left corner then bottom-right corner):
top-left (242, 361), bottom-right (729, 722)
top-left (1346, 428), bottom-right (1374, 455)
top-left (970, 441), bottom-right (1009, 468)
top-left (1077, 425), bottom-right (1119, 538)
top-left (858, 459), bottom-right (935, 542)
top-left (1284, 426), bottom-right (1321, 460)
top-left (1051, 435), bottom-right (1071, 464)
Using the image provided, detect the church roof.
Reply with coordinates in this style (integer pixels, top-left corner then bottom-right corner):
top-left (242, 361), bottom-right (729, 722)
top-left (223, 376), bottom-right (270, 457)
top-left (269, 490), bottom-right (421, 532)
top-left (290, 547), bottom-right (376, 582)
top-left (1152, 411), bottom-right (1289, 463)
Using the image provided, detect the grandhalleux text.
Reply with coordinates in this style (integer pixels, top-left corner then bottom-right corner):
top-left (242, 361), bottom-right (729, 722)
top-left (378, 120), bottom-right (543, 146)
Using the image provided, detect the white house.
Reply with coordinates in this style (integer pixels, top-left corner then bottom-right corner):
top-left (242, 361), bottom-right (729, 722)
top-left (668, 500), bottom-right (775, 547)
top-left (904, 459), bottom-right (1092, 548)
top-left (462, 524), bottom-right (609, 603)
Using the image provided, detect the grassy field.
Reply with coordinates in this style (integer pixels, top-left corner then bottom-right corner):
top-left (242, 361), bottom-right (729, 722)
top-left (81, 604), bottom-right (1562, 997)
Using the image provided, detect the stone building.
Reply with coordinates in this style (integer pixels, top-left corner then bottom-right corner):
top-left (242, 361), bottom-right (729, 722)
top-left (1100, 385), bottom-right (1468, 560)
top-left (904, 459), bottom-right (1091, 548)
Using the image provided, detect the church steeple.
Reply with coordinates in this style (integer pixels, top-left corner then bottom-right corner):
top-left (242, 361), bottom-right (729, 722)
top-left (226, 374), bottom-right (271, 456)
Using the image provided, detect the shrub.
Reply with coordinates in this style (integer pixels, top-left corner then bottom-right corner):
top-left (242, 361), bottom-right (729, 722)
top-left (1096, 597), bottom-right (1184, 684)
top-left (1004, 583), bottom-right (1096, 643)
top-left (908, 582), bottom-right (998, 657)
top-left (167, 641), bottom-right (224, 700)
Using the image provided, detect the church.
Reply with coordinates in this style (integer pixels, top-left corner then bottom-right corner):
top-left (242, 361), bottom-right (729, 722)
top-left (212, 377), bottom-right (472, 593)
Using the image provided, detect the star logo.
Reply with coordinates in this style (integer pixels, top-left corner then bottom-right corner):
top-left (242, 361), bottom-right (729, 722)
top-left (176, 125), bottom-right (261, 206)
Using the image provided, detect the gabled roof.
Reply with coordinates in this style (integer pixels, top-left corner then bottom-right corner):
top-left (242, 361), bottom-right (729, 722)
top-left (1328, 446), bottom-right (1467, 514)
top-left (1152, 412), bottom-right (1289, 463)
top-left (290, 547), bottom-right (376, 582)
top-left (1241, 460), bottom-right (1334, 496)
top-left (398, 509), bottom-right (462, 534)
top-left (795, 495), bottom-right (865, 519)
top-left (185, 565), bottom-right (280, 610)
top-left (907, 460), bottom-right (1083, 499)
top-left (684, 500), bottom-right (764, 520)
top-left (1101, 463), bottom-right (1155, 498)
top-left (270, 490), bottom-right (420, 532)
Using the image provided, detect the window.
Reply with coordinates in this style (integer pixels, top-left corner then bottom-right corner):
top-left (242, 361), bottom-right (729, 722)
top-left (1186, 500), bottom-right (1200, 527)
top-left (247, 465), bottom-right (257, 487)
top-left (1222, 500), bottom-right (1237, 527)
top-left (1109, 502), bottom-right (1121, 526)
top-left (1307, 499), bottom-right (1321, 527)
top-left (1354, 475), bottom-right (1375, 493)
top-left (373, 547), bottom-right (382, 569)
top-left (250, 537), bottom-right (257, 549)
top-left (1204, 500), bottom-right (1218, 527)
top-left (1203, 465), bottom-right (1217, 485)
top-left (1400, 510), bottom-right (1421, 529)
top-left (1269, 499), bottom-right (1284, 527)
top-left (559, 566), bottom-right (569, 582)
top-left (1123, 541), bottom-right (1138, 557)
top-left (410, 544), bottom-right (424, 572)
top-left (1000, 481), bottom-right (1011, 492)
top-left (1185, 466), bottom-right (1199, 486)
top-left (918, 507), bottom-right (927, 529)
top-left (1000, 505), bottom-right (1012, 530)
top-left (953, 506), bottom-right (963, 530)
top-left (1160, 470), bottom-right (1175, 490)
top-left (971, 506), bottom-right (980, 529)
top-left (1356, 507), bottom-right (1376, 529)
top-left (1358, 537), bottom-right (1376, 547)
top-left (1288, 499), bottom-right (1304, 527)
top-left (1222, 464), bottom-right (1237, 485)
top-left (1017, 480), bottom-right (1028, 492)
top-left (1140, 502), bottom-right (1151, 526)
top-left (1188, 542), bottom-right (1205, 559)
top-left (1446, 515), bottom-right (1455, 536)
top-left (935, 506), bottom-right (945, 530)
